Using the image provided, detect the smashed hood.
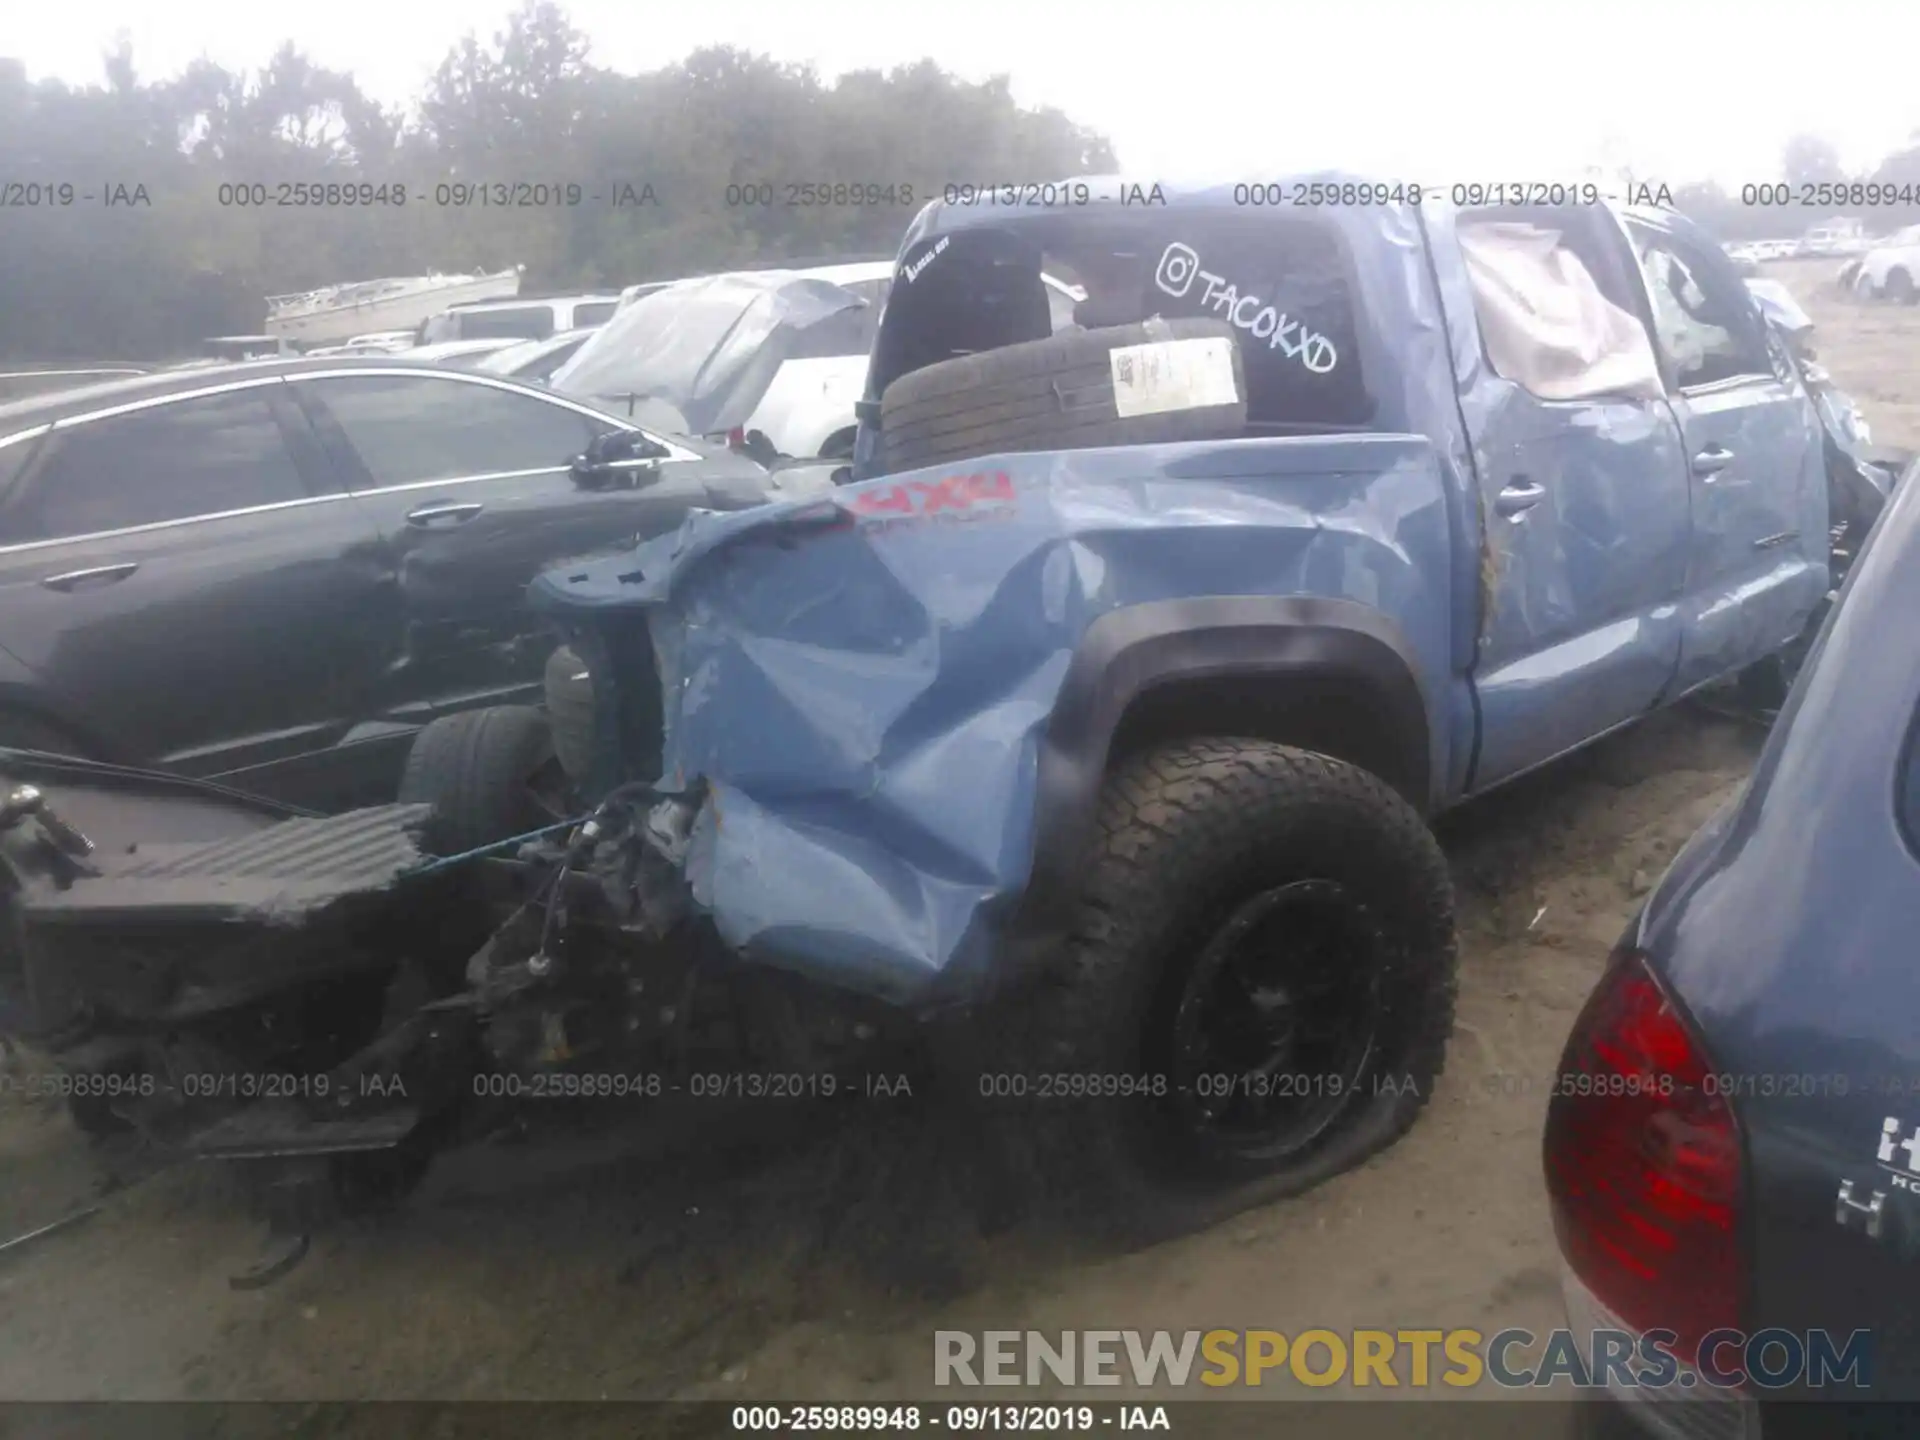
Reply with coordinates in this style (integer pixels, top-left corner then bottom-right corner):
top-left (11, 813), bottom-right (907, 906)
top-left (548, 273), bottom-right (868, 435)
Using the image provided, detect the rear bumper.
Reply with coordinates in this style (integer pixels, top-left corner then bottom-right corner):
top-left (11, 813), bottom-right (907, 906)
top-left (1561, 1270), bottom-right (1761, 1440)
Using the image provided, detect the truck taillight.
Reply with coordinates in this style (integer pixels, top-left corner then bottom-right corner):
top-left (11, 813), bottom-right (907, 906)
top-left (1543, 948), bottom-right (1743, 1370)
top-left (726, 426), bottom-right (746, 451)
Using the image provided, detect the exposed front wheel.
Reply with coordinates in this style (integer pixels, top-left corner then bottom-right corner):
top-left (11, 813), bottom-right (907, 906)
top-left (543, 644), bottom-right (597, 789)
top-left (1886, 269), bottom-right (1916, 305)
top-left (397, 706), bottom-right (567, 856)
top-left (984, 738), bottom-right (1457, 1241)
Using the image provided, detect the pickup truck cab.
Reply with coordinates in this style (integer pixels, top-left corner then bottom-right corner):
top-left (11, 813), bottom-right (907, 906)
top-left (510, 175), bottom-right (1861, 1228)
top-left (842, 179), bottom-right (1836, 797)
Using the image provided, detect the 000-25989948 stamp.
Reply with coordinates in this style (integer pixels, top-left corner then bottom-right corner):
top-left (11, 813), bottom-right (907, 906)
top-left (723, 181), bottom-right (918, 207)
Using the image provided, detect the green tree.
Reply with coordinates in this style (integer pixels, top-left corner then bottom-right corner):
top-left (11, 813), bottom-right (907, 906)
top-left (1782, 133), bottom-right (1845, 187)
top-left (0, 0), bottom-right (1122, 359)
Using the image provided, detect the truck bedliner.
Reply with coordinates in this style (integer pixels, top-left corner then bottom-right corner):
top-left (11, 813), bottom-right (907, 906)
top-left (22, 802), bottom-right (435, 925)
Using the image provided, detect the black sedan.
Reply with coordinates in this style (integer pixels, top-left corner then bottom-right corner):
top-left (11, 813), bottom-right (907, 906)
top-left (0, 357), bottom-right (824, 810)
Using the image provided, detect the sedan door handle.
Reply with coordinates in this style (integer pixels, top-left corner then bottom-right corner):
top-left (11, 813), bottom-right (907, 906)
top-left (1495, 480), bottom-right (1545, 518)
top-left (404, 501), bottom-right (484, 527)
top-left (40, 562), bottom-right (138, 592)
top-left (1692, 446), bottom-right (1735, 478)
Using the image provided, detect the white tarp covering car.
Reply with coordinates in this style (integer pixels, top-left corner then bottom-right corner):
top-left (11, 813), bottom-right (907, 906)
top-left (549, 271), bottom-right (874, 451)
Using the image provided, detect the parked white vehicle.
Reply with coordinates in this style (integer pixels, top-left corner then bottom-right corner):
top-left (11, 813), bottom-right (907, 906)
top-left (341, 330), bottom-right (418, 353)
top-left (264, 268), bottom-right (522, 344)
top-left (474, 328), bottom-right (598, 383)
top-left (1800, 218), bottom-right (1872, 256)
top-left (1850, 224), bottom-right (1920, 301)
top-left (417, 293), bottom-right (621, 344)
top-left (616, 280), bottom-right (676, 310)
top-left (736, 262), bottom-right (896, 458)
top-left (387, 338), bottom-right (523, 367)
top-left (565, 261), bottom-right (1085, 458)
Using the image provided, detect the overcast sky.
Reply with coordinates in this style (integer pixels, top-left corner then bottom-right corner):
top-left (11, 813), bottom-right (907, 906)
top-left (8, 0), bottom-right (1919, 186)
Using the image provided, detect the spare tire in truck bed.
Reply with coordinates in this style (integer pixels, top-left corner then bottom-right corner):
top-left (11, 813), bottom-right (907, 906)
top-left (877, 317), bottom-right (1247, 475)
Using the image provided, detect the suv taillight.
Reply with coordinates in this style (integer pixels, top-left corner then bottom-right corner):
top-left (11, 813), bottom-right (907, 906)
top-left (1543, 948), bottom-right (1743, 1369)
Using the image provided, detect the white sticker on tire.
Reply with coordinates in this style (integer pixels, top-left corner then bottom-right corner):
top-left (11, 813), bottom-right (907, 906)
top-left (1108, 337), bottom-right (1240, 419)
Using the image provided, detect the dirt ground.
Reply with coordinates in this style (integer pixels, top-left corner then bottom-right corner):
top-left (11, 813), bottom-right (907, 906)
top-left (0, 257), bottom-right (1912, 1422)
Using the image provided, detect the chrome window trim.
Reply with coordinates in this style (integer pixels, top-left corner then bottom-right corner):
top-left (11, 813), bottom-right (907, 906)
top-left (0, 424), bottom-right (50, 452)
top-left (0, 368), bottom-right (146, 381)
top-left (3, 368), bottom-right (699, 464)
top-left (0, 491), bottom-right (348, 557)
top-left (286, 366), bottom-right (704, 466)
top-left (0, 366), bottom-right (705, 551)
top-left (43, 373), bottom-right (289, 429)
top-left (342, 465), bottom-right (574, 498)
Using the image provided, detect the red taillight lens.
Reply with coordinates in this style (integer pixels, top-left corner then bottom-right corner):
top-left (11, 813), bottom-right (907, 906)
top-left (726, 426), bottom-right (746, 451)
top-left (1543, 949), bottom-right (1742, 1369)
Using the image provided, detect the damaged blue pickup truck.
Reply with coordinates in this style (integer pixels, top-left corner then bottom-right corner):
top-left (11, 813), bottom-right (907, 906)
top-left (0, 177), bottom-right (1900, 1249)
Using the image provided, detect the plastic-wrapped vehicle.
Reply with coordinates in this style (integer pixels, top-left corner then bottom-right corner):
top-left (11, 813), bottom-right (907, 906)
top-left (0, 176), bottom-right (1896, 1252)
top-left (1847, 223), bottom-right (1920, 302)
top-left (553, 263), bottom-right (1085, 461)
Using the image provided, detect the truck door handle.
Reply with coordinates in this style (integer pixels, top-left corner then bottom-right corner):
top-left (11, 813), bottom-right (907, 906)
top-left (404, 501), bottom-right (484, 527)
top-left (1495, 481), bottom-right (1544, 518)
top-left (40, 562), bottom-right (138, 592)
top-left (1692, 446), bottom-right (1735, 477)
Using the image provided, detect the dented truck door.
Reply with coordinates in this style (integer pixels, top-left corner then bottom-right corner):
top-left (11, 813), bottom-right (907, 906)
top-left (1622, 214), bottom-right (1831, 695)
top-left (1448, 206), bottom-right (1693, 792)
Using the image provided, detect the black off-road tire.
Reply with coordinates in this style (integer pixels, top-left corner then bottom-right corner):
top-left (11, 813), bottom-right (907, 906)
top-left (979, 738), bottom-right (1456, 1244)
top-left (543, 644), bottom-right (597, 787)
top-left (1886, 268), bottom-right (1916, 305)
top-left (398, 706), bottom-right (559, 856)
top-left (877, 318), bottom-right (1247, 476)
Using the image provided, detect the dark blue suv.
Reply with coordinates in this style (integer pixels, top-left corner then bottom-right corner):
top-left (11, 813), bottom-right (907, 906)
top-left (1544, 449), bottom-right (1920, 1436)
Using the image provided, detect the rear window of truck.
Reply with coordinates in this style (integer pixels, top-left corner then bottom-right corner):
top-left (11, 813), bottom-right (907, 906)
top-left (875, 212), bottom-right (1372, 432)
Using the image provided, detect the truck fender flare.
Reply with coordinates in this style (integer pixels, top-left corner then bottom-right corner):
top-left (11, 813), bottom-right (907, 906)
top-left (1004, 596), bottom-right (1434, 974)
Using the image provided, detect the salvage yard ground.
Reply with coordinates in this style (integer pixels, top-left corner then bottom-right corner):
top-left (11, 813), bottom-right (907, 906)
top-left (0, 258), bottom-right (1908, 1422)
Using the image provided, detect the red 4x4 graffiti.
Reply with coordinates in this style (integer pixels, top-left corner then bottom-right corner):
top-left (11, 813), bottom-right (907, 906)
top-left (845, 470), bottom-right (1017, 520)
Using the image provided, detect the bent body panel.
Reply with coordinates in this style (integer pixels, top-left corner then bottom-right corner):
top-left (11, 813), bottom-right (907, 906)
top-left (533, 434), bottom-right (1456, 1004)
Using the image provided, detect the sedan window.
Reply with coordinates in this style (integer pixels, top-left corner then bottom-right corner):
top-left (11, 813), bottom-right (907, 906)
top-left (301, 374), bottom-right (612, 491)
top-left (0, 388), bottom-right (307, 544)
